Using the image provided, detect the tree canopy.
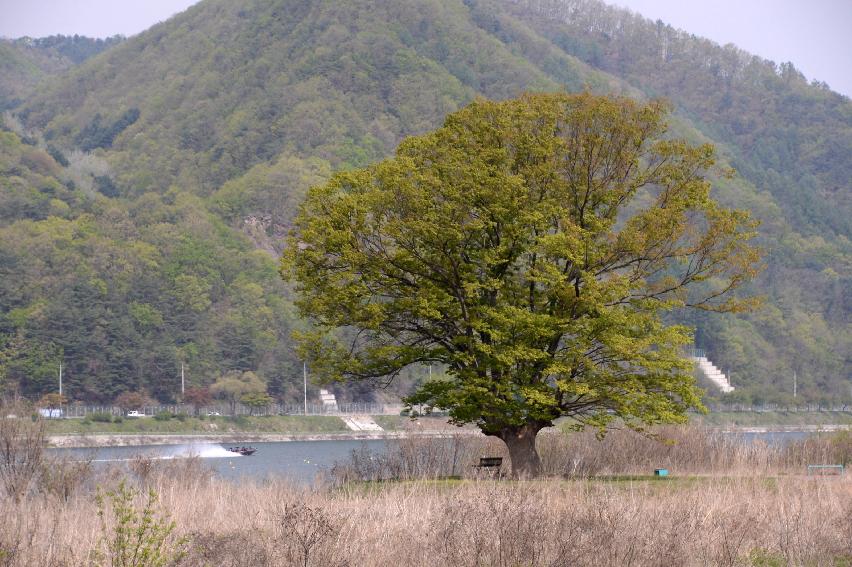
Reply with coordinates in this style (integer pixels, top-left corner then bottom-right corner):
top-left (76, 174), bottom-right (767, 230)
top-left (210, 371), bottom-right (267, 415)
top-left (283, 92), bottom-right (761, 476)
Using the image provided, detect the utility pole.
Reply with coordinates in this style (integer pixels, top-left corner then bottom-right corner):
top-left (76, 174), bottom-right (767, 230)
top-left (181, 363), bottom-right (185, 396)
top-left (303, 362), bottom-right (308, 415)
top-left (793, 371), bottom-right (797, 399)
top-left (58, 361), bottom-right (63, 415)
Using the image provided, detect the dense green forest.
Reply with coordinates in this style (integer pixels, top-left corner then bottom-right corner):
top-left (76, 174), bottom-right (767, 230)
top-left (0, 35), bottom-right (122, 111)
top-left (0, 0), bottom-right (848, 404)
top-left (0, 125), bottom-right (301, 403)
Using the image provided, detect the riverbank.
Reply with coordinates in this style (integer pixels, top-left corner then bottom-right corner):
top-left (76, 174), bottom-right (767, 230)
top-left (43, 414), bottom-right (352, 435)
top-left (44, 412), bottom-right (852, 448)
top-left (48, 424), bottom-right (852, 448)
top-left (691, 410), bottom-right (852, 427)
top-left (712, 424), bottom-right (852, 433)
top-left (42, 414), bottom-right (476, 446)
top-left (46, 429), bottom-right (483, 448)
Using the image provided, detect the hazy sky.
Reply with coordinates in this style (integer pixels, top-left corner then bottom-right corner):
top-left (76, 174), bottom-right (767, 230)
top-left (1, 0), bottom-right (850, 97)
top-left (613, 0), bottom-right (852, 97)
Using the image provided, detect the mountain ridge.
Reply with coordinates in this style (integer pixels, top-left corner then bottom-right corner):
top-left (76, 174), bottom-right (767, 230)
top-left (1, 0), bottom-right (849, 404)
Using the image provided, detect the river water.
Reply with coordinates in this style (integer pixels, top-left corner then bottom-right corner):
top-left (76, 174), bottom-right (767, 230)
top-left (51, 439), bottom-right (386, 485)
top-left (49, 430), bottom-right (834, 485)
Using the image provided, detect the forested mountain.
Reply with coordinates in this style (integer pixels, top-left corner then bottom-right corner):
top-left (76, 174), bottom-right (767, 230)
top-left (0, 124), bottom-right (301, 403)
top-left (0, 35), bottom-right (122, 111)
top-left (1, 0), bottom-right (849, 404)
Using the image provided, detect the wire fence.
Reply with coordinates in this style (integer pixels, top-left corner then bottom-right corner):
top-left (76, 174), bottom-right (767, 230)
top-left (54, 402), bottom-right (395, 418)
top-left (47, 402), bottom-right (851, 419)
top-left (702, 403), bottom-right (851, 413)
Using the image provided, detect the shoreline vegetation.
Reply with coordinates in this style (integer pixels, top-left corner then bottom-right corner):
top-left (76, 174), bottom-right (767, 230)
top-left (47, 424), bottom-right (852, 449)
top-left (3, 414), bottom-right (850, 566)
top-left (46, 431), bottom-right (484, 448)
top-left (38, 412), bottom-right (852, 448)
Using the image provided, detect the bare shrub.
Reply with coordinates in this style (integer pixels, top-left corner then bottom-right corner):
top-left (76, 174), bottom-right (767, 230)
top-left (128, 454), bottom-right (156, 483)
top-left (180, 530), bottom-right (270, 567)
top-left (537, 426), bottom-right (852, 478)
top-left (276, 502), bottom-right (345, 567)
top-left (432, 484), bottom-right (555, 567)
top-left (329, 435), bottom-right (503, 483)
top-left (38, 454), bottom-right (94, 502)
top-left (0, 402), bottom-right (46, 501)
top-left (783, 430), bottom-right (852, 469)
top-left (0, 504), bottom-right (71, 567)
top-left (126, 453), bottom-right (213, 492)
top-left (537, 425), bottom-right (768, 476)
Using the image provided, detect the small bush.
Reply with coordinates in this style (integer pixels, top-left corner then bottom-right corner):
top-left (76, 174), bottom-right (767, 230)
top-left (182, 530), bottom-right (269, 566)
top-left (174, 413), bottom-right (188, 422)
top-left (153, 411), bottom-right (172, 422)
top-left (92, 481), bottom-right (187, 567)
top-left (90, 413), bottom-right (113, 423)
top-left (112, 415), bottom-right (123, 424)
top-left (277, 502), bottom-right (342, 567)
top-left (226, 415), bottom-right (250, 427)
top-left (39, 455), bottom-right (93, 502)
top-left (0, 403), bottom-right (46, 501)
top-left (748, 548), bottom-right (787, 567)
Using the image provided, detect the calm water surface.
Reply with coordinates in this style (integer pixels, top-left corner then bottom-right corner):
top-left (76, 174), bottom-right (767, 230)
top-left (51, 440), bottom-right (387, 485)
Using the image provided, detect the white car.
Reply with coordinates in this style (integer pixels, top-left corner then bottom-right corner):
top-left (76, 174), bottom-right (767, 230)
top-left (126, 410), bottom-right (145, 417)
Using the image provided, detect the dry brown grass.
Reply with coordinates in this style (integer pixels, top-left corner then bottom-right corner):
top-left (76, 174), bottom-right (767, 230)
top-left (1, 472), bottom-right (850, 566)
top-left (1, 425), bottom-right (850, 566)
top-left (332, 426), bottom-right (851, 481)
top-left (539, 426), bottom-right (851, 477)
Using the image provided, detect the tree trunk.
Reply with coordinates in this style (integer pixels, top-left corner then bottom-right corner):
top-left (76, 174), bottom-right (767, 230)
top-left (497, 423), bottom-right (544, 479)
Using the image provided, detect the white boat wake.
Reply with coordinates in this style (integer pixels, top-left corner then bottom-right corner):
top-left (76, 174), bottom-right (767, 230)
top-left (188, 444), bottom-right (239, 458)
top-left (87, 444), bottom-right (241, 462)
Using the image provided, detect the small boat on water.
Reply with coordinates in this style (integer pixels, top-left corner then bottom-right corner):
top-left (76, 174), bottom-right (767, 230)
top-left (226, 446), bottom-right (257, 456)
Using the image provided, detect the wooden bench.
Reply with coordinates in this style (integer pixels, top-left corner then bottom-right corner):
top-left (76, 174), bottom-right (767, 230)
top-left (472, 457), bottom-right (503, 478)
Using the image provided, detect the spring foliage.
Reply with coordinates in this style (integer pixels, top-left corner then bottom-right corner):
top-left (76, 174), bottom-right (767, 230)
top-left (284, 93), bottom-right (760, 446)
top-left (2, 0), bottom-right (848, 403)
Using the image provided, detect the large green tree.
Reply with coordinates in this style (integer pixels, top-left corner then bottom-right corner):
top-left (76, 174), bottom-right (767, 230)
top-left (286, 92), bottom-right (761, 477)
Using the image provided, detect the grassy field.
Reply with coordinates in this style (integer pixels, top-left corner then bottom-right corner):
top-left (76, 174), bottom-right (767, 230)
top-left (690, 411), bottom-right (852, 427)
top-left (371, 414), bottom-right (407, 430)
top-left (43, 414), bottom-right (350, 435)
top-left (44, 414), bottom-right (472, 436)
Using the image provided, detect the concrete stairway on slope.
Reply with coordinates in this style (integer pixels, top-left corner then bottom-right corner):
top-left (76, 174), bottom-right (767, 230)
top-left (319, 389), bottom-right (338, 411)
top-left (692, 356), bottom-right (735, 393)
